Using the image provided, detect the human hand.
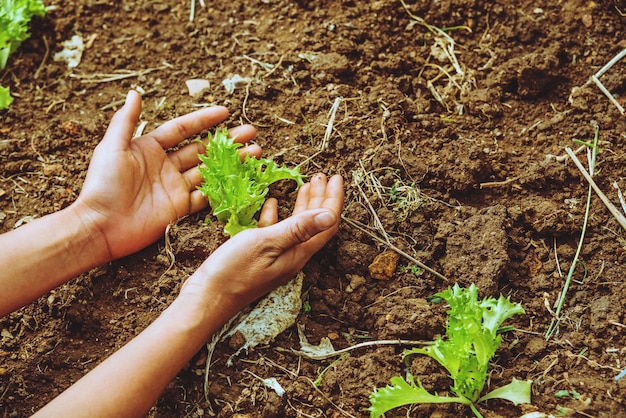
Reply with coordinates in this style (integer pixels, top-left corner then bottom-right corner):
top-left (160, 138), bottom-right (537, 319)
top-left (179, 173), bottom-right (344, 319)
top-left (73, 90), bottom-right (261, 261)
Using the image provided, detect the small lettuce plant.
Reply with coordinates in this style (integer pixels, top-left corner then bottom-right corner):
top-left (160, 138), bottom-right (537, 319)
top-left (369, 284), bottom-right (531, 418)
top-left (197, 128), bottom-right (303, 236)
top-left (0, 0), bottom-right (47, 109)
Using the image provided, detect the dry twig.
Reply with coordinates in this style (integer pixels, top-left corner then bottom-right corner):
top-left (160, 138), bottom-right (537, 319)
top-left (70, 64), bottom-right (170, 83)
top-left (565, 147), bottom-right (626, 231)
top-left (580, 48), bottom-right (626, 114)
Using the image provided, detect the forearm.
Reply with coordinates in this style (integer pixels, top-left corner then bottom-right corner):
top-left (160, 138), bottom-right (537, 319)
top-left (0, 202), bottom-right (110, 317)
top-left (33, 291), bottom-right (231, 418)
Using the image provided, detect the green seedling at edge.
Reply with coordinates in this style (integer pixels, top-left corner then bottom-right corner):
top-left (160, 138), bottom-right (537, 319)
top-left (0, 0), bottom-right (47, 109)
top-left (369, 284), bottom-right (531, 418)
top-left (197, 128), bottom-right (304, 237)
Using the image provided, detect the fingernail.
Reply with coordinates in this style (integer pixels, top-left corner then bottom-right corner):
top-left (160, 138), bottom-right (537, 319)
top-left (314, 211), bottom-right (336, 230)
top-left (123, 90), bottom-right (134, 108)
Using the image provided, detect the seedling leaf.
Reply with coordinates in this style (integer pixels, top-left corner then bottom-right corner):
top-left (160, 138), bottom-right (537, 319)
top-left (369, 375), bottom-right (470, 418)
top-left (197, 127), bottom-right (303, 236)
top-left (0, 86), bottom-right (13, 109)
top-left (0, 0), bottom-right (47, 108)
top-left (0, 0), bottom-right (47, 67)
top-left (478, 377), bottom-right (532, 405)
top-left (370, 284), bottom-right (529, 417)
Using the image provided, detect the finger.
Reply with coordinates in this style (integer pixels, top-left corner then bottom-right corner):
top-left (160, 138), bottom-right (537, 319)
top-left (258, 198), bottom-right (278, 227)
top-left (189, 189), bottom-right (209, 214)
top-left (293, 173), bottom-right (334, 215)
top-left (182, 165), bottom-right (203, 190)
top-left (238, 144), bottom-right (262, 162)
top-left (305, 173), bottom-right (329, 211)
top-left (324, 175), bottom-right (345, 217)
top-left (147, 106), bottom-right (230, 149)
top-left (229, 124), bottom-right (257, 145)
top-left (169, 125), bottom-right (260, 172)
top-left (292, 175), bottom-right (343, 244)
top-left (229, 125), bottom-right (262, 161)
top-left (292, 182), bottom-right (311, 215)
top-left (100, 90), bottom-right (142, 152)
top-left (262, 208), bottom-right (337, 253)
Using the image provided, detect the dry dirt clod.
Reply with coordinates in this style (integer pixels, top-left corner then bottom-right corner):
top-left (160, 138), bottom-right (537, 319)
top-left (368, 249), bottom-right (400, 280)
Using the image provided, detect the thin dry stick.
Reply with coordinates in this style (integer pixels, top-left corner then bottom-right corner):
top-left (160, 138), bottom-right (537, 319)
top-left (284, 338), bottom-right (432, 361)
top-left (70, 65), bottom-right (169, 83)
top-left (591, 75), bottom-right (625, 114)
top-left (480, 176), bottom-right (520, 189)
top-left (33, 35), bottom-right (49, 79)
top-left (203, 313), bottom-right (244, 406)
top-left (565, 147), bottom-right (626, 231)
top-left (613, 181), bottom-right (626, 215)
top-left (590, 48), bottom-right (626, 80)
top-left (584, 48), bottom-right (626, 115)
top-left (353, 165), bottom-right (392, 246)
top-left (156, 223), bottom-right (176, 281)
top-left (242, 83), bottom-right (270, 128)
top-left (400, 0), bottom-right (464, 77)
top-left (301, 376), bottom-right (357, 418)
top-left (189, 0), bottom-right (195, 22)
top-left (342, 215), bottom-right (448, 281)
top-left (101, 89), bottom-right (158, 111)
top-left (321, 97), bottom-right (341, 151)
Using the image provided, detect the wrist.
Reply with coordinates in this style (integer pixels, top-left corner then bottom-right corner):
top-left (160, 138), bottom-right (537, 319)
top-left (173, 275), bottom-right (244, 337)
top-left (66, 200), bottom-right (114, 265)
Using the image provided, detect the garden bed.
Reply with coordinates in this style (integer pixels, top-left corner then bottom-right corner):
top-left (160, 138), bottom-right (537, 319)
top-left (2, 0), bottom-right (626, 416)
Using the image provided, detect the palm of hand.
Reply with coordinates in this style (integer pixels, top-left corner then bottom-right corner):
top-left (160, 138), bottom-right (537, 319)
top-left (76, 91), bottom-right (258, 260)
top-left (81, 137), bottom-right (190, 259)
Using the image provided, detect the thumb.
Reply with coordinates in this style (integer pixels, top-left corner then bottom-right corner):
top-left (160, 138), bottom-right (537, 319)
top-left (264, 209), bottom-right (337, 249)
top-left (101, 90), bottom-right (142, 151)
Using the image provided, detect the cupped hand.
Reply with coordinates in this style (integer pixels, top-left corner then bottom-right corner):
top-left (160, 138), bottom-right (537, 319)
top-left (180, 173), bottom-right (344, 316)
top-left (74, 90), bottom-right (261, 261)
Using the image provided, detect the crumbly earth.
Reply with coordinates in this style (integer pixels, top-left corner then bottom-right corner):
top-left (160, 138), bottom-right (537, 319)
top-left (2, 1), bottom-right (626, 417)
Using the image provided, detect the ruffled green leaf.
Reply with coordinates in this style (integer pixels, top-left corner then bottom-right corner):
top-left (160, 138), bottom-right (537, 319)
top-left (0, 85), bottom-right (13, 109)
top-left (368, 375), bottom-right (470, 418)
top-left (371, 285), bottom-right (528, 417)
top-left (0, 0), bottom-right (47, 69)
top-left (478, 377), bottom-right (532, 405)
top-left (197, 128), bottom-right (303, 236)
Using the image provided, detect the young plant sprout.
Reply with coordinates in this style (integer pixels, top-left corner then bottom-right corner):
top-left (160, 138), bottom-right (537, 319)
top-left (369, 284), bottom-right (531, 418)
top-left (197, 128), bottom-right (303, 236)
top-left (0, 0), bottom-right (47, 109)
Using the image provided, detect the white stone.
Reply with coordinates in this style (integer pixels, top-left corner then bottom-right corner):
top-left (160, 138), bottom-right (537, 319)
top-left (53, 35), bottom-right (84, 69)
top-left (185, 79), bottom-right (211, 99)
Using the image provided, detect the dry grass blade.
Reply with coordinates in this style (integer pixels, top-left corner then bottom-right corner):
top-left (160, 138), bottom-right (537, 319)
top-left (612, 181), bottom-right (626, 216)
top-left (400, 0), bottom-right (474, 114)
top-left (352, 165), bottom-right (392, 246)
top-left (203, 313), bottom-right (245, 408)
top-left (283, 338), bottom-right (432, 361)
top-left (70, 64), bottom-right (170, 83)
top-left (321, 97), bottom-right (341, 151)
top-left (400, 0), bottom-right (464, 77)
top-left (583, 48), bottom-right (626, 115)
top-left (348, 164), bottom-right (448, 280)
top-left (342, 215), bottom-right (448, 281)
top-left (565, 147), bottom-right (626, 231)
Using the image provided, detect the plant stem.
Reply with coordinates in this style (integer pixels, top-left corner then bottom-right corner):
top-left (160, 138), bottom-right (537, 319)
top-left (546, 125), bottom-right (599, 340)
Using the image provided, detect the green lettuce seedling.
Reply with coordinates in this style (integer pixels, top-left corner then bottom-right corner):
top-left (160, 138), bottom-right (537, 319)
top-left (0, 0), bottom-right (47, 109)
top-left (197, 127), bottom-right (304, 236)
top-left (369, 284), bottom-right (531, 418)
top-left (0, 86), bottom-right (12, 108)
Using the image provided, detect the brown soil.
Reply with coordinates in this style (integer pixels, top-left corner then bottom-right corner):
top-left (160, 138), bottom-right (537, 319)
top-left (2, 1), bottom-right (626, 417)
